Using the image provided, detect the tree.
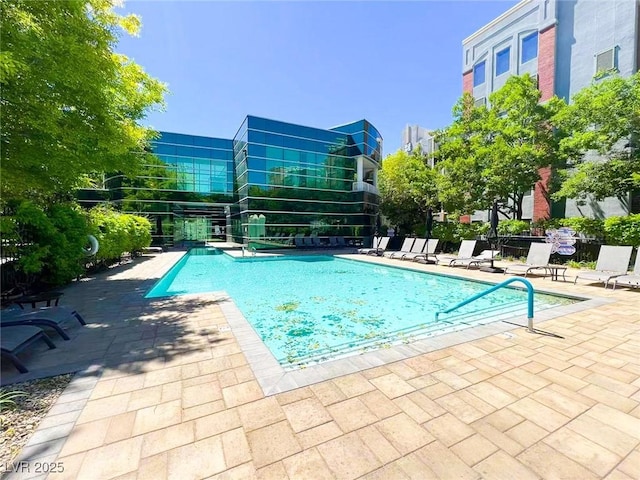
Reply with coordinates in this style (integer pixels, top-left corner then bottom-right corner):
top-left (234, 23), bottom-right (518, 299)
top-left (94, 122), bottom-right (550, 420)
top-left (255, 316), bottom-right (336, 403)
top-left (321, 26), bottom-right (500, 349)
top-left (1, 0), bottom-right (167, 201)
top-left (435, 75), bottom-right (565, 219)
top-left (553, 72), bottom-right (640, 204)
top-left (378, 148), bottom-right (438, 231)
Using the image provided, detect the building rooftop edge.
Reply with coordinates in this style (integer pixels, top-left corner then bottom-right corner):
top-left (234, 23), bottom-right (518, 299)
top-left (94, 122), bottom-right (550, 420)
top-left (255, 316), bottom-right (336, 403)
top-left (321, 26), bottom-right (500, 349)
top-left (462, 0), bottom-right (533, 45)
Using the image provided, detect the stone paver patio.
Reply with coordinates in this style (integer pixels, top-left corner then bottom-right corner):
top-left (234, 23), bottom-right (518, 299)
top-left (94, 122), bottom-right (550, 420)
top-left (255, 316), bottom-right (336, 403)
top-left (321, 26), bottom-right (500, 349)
top-left (1, 249), bottom-right (639, 479)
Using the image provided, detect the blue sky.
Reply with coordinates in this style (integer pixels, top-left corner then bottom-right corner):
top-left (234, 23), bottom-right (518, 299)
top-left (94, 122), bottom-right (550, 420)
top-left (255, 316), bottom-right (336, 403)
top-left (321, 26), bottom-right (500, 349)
top-left (118, 1), bottom-right (519, 154)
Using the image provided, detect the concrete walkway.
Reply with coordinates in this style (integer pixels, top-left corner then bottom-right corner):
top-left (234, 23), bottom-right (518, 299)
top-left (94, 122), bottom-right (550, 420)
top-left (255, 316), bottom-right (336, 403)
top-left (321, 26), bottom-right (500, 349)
top-left (1, 251), bottom-right (639, 479)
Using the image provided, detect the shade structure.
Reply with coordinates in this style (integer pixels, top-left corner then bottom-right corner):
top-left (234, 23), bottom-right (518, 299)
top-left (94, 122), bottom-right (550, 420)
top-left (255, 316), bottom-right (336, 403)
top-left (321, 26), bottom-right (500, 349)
top-left (489, 200), bottom-right (499, 243)
top-left (425, 208), bottom-right (434, 241)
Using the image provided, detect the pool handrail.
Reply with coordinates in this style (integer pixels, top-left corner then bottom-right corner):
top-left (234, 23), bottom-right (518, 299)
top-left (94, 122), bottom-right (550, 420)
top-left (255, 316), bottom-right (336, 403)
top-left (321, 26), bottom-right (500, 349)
top-left (435, 278), bottom-right (535, 333)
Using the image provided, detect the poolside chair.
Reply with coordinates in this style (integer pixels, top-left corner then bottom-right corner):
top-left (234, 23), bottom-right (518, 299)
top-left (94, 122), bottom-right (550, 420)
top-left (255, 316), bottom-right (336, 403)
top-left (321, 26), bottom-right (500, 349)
top-left (329, 236), bottom-right (339, 248)
top-left (404, 238), bottom-right (437, 261)
top-left (397, 238), bottom-right (426, 260)
top-left (450, 249), bottom-right (500, 269)
top-left (433, 240), bottom-right (477, 266)
top-left (612, 250), bottom-right (640, 290)
top-left (574, 245), bottom-right (633, 287)
top-left (303, 236), bottom-right (314, 248)
top-left (1, 325), bottom-right (56, 373)
top-left (383, 238), bottom-right (415, 259)
top-left (311, 236), bottom-right (323, 248)
top-left (1, 306), bottom-right (86, 340)
top-left (358, 236), bottom-right (379, 254)
top-left (294, 234), bottom-right (305, 248)
top-left (362, 236), bottom-right (390, 256)
top-left (503, 243), bottom-right (553, 277)
top-left (336, 236), bottom-right (347, 248)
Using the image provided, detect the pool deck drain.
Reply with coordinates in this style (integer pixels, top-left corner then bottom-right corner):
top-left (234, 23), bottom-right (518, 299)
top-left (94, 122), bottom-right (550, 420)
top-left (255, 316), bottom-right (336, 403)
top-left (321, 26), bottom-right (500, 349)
top-left (1, 249), bottom-right (639, 480)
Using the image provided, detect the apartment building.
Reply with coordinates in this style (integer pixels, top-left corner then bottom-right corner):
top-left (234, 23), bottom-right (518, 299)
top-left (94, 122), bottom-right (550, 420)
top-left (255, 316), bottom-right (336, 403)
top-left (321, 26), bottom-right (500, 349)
top-left (462, 0), bottom-right (640, 221)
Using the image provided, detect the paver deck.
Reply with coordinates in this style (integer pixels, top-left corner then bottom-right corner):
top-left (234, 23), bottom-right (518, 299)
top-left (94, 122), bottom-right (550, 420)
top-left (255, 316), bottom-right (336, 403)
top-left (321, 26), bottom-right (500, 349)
top-left (1, 250), bottom-right (639, 479)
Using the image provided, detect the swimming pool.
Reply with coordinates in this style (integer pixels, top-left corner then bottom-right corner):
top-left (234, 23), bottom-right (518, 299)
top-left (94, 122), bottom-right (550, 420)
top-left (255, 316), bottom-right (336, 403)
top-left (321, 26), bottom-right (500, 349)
top-left (146, 248), bottom-right (578, 367)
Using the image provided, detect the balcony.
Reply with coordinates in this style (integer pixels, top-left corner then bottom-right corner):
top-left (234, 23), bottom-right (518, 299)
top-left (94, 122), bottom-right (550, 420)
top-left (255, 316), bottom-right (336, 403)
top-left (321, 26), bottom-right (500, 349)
top-left (352, 181), bottom-right (379, 195)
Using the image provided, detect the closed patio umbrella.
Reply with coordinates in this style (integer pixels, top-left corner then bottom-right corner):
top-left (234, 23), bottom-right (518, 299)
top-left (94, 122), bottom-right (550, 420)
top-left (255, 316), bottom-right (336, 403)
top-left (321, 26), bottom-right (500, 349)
top-left (425, 207), bottom-right (434, 242)
top-left (488, 200), bottom-right (499, 245)
top-left (481, 200), bottom-right (503, 273)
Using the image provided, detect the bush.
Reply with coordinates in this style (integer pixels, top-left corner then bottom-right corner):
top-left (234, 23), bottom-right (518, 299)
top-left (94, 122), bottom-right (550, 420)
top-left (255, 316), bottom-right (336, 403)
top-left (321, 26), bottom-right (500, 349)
top-left (604, 214), bottom-right (640, 246)
top-left (558, 217), bottom-right (604, 239)
top-left (5, 201), bottom-right (89, 286)
top-left (498, 219), bottom-right (530, 235)
top-left (88, 206), bottom-right (152, 263)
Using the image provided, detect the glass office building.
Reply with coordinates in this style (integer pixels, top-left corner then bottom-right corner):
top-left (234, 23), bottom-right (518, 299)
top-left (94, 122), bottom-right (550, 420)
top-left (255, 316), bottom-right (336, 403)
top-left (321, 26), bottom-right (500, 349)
top-left (79, 116), bottom-right (382, 248)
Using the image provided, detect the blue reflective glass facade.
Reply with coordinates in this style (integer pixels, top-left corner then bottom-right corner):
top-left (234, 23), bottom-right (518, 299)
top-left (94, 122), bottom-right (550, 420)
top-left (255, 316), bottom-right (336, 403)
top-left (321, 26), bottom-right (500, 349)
top-left (81, 116), bottom-right (381, 248)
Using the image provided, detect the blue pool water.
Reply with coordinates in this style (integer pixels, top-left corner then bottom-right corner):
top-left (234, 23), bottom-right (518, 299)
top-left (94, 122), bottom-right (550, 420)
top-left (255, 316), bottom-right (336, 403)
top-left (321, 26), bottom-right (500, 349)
top-left (146, 248), bottom-right (577, 366)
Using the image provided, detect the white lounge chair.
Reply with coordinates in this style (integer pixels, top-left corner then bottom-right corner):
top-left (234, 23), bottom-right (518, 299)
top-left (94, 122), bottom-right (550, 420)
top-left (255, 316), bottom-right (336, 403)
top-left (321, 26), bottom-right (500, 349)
top-left (612, 251), bottom-right (640, 289)
top-left (574, 245), bottom-right (633, 287)
top-left (367, 236), bottom-right (391, 256)
top-left (433, 240), bottom-right (477, 266)
top-left (504, 243), bottom-right (553, 277)
top-left (408, 239), bottom-right (439, 262)
top-left (383, 238), bottom-right (415, 259)
top-left (357, 236), bottom-right (380, 254)
top-left (398, 238), bottom-right (426, 260)
top-left (450, 249), bottom-right (500, 269)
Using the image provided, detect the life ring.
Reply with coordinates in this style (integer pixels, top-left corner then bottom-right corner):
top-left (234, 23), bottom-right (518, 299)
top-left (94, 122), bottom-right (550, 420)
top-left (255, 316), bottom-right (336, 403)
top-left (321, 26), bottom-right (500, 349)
top-left (84, 235), bottom-right (99, 256)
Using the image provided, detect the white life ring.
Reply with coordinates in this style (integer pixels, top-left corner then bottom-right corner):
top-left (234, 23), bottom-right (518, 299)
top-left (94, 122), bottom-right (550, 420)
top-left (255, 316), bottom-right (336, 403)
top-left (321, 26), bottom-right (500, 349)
top-left (84, 235), bottom-right (99, 256)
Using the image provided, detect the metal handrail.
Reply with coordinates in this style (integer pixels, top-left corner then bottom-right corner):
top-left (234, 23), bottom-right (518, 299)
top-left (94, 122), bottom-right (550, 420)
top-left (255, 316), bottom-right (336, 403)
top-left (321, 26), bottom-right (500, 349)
top-left (435, 278), bottom-right (535, 333)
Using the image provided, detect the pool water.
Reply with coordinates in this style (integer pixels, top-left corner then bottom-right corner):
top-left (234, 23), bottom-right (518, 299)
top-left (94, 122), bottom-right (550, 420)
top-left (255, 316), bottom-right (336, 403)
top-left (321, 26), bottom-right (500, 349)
top-left (146, 248), bottom-right (578, 367)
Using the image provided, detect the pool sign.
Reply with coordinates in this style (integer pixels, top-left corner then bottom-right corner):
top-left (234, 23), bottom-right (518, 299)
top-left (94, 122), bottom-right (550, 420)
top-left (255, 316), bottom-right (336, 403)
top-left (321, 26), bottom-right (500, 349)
top-left (545, 227), bottom-right (577, 255)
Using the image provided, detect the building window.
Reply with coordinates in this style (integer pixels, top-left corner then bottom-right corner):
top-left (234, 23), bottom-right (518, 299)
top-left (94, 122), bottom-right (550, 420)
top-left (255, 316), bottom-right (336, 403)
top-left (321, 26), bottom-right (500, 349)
top-left (495, 47), bottom-right (510, 76)
top-left (521, 32), bottom-right (538, 63)
top-left (474, 97), bottom-right (486, 107)
top-left (595, 48), bottom-right (615, 74)
top-left (473, 61), bottom-right (486, 87)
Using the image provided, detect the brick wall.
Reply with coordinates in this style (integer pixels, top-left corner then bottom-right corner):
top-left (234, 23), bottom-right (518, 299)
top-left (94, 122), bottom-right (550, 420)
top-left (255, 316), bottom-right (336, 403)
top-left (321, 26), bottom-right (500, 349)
top-left (533, 24), bottom-right (556, 221)
top-left (462, 71), bottom-right (473, 94)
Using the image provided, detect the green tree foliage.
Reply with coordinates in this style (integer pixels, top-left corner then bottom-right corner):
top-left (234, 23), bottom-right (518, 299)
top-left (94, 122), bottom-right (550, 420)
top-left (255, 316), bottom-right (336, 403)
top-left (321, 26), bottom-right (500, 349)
top-left (0, 0), bottom-right (167, 200)
top-left (436, 75), bottom-right (565, 219)
top-left (553, 72), bottom-right (640, 203)
top-left (378, 149), bottom-right (438, 231)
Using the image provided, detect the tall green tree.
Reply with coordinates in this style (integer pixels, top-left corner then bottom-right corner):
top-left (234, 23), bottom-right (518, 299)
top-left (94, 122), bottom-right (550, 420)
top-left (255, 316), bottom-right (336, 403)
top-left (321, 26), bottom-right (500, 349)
top-left (378, 148), bottom-right (438, 231)
top-left (553, 72), bottom-right (640, 204)
top-left (1, 0), bottom-right (167, 201)
top-left (435, 74), bottom-right (566, 219)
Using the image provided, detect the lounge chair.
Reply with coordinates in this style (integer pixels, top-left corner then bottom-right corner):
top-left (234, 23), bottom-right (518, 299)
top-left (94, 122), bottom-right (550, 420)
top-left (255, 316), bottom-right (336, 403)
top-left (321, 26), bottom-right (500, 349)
top-left (358, 236), bottom-right (379, 254)
top-left (1, 306), bottom-right (86, 341)
top-left (383, 238), bottom-right (415, 259)
top-left (574, 245), bottom-right (633, 287)
top-left (328, 236), bottom-right (339, 248)
top-left (363, 237), bottom-right (390, 256)
top-left (451, 249), bottom-right (500, 269)
top-left (405, 239), bottom-right (438, 261)
top-left (612, 251), bottom-right (640, 290)
top-left (303, 236), bottom-right (314, 248)
top-left (1, 325), bottom-right (56, 373)
top-left (311, 236), bottom-right (323, 248)
top-left (433, 240), bottom-right (478, 266)
top-left (294, 234), bottom-right (305, 248)
top-left (504, 243), bottom-right (553, 277)
top-left (397, 238), bottom-right (426, 260)
top-left (336, 236), bottom-right (347, 248)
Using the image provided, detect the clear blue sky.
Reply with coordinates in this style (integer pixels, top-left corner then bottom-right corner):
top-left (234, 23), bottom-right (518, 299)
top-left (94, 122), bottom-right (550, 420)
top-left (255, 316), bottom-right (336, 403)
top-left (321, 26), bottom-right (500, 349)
top-left (118, 0), bottom-right (519, 154)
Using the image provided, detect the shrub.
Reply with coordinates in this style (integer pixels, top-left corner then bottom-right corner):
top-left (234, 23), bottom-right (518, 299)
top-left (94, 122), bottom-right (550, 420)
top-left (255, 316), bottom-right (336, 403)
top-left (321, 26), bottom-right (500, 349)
top-left (9, 201), bottom-right (89, 285)
top-left (558, 217), bottom-right (604, 239)
top-left (497, 219), bottom-right (530, 235)
top-left (88, 206), bottom-right (152, 263)
top-left (604, 214), bottom-right (640, 246)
